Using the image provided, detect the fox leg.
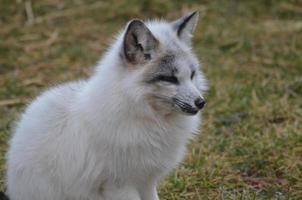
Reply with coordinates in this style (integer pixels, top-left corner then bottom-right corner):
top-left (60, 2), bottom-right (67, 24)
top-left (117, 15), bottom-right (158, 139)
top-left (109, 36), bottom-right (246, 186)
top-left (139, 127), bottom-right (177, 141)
top-left (140, 182), bottom-right (159, 200)
top-left (102, 184), bottom-right (141, 200)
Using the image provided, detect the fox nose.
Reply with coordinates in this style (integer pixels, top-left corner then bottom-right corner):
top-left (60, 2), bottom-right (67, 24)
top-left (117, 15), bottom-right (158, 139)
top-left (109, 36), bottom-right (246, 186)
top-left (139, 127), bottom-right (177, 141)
top-left (194, 98), bottom-right (205, 110)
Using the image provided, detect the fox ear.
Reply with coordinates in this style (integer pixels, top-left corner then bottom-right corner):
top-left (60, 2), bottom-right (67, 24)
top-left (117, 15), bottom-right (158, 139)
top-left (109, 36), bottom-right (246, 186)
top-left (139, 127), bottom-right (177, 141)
top-left (123, 19), bottom-right (159, 65)
top-left (172, 11), bottom-right (199, 45)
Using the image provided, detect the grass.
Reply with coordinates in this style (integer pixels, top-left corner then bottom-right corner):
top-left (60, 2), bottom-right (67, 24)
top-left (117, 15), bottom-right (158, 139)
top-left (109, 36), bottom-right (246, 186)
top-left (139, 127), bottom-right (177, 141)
top-left (0, 0), bottom-right (302, 199)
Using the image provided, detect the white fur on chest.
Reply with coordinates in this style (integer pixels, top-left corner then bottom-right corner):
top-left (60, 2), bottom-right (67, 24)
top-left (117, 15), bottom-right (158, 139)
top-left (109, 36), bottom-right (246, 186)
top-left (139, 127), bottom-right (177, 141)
top-left (94, 113), bottom-right (198, 182)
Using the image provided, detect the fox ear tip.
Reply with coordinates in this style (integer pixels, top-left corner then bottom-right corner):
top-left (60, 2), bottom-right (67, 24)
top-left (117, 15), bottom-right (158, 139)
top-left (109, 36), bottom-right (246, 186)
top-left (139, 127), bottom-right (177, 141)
top-left (127, 19), bottom-right (145, 26)
top-left (188, 11), bottom-right (200, 21)
top-left (191, 11), bottom-right (199, 16)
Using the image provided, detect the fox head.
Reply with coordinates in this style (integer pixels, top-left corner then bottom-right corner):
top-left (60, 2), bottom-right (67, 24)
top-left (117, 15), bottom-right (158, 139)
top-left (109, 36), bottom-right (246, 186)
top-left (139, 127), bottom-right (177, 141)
top-left (102, 12), bottom-right (207, 116)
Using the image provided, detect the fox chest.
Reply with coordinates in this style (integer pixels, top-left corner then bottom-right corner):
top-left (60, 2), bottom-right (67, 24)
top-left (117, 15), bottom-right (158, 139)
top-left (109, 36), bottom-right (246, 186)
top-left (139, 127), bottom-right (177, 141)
top-left (102, 129), bottom-right (188, 181)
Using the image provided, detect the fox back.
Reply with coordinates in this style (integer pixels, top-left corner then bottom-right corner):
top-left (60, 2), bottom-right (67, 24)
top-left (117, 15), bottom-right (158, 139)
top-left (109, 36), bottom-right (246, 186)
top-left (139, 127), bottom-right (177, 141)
top-left (6, 12), bottom-right (207, 200)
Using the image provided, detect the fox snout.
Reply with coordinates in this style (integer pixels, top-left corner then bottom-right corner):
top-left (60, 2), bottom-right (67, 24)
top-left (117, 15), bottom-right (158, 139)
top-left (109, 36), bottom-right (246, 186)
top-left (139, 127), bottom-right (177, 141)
top-left (195, 97), bottom-right (206, 110)
top-left (173, 97), bottom-right (205, 115)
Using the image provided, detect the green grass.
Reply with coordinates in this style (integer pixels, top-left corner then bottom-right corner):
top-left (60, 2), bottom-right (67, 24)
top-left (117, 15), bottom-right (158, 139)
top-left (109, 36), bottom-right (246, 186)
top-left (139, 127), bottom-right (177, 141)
top-left (0, 0), bottom-right (302, 199)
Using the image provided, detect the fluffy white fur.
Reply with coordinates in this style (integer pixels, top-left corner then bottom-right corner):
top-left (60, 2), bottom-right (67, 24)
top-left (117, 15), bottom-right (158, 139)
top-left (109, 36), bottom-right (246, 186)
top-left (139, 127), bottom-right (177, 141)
top-left (6, 13), bottom-right (207, 200)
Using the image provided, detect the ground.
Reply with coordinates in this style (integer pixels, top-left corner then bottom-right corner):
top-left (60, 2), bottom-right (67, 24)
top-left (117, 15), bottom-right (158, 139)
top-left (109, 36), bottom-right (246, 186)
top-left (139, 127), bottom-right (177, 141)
top-left (0, 0), bottom-right (301, 199)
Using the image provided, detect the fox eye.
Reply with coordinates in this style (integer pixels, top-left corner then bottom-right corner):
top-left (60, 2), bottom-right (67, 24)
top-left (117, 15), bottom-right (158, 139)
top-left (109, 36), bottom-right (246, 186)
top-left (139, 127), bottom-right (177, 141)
top-left (191, 71), bottom-right (195, 80)
top-left (157, 75), bottom-right (179, 84)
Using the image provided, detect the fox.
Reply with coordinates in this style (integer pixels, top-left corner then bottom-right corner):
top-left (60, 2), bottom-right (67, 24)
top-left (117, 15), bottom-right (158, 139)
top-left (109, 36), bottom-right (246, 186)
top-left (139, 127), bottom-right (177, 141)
top-left (6, 11), bottom-right (207, 200)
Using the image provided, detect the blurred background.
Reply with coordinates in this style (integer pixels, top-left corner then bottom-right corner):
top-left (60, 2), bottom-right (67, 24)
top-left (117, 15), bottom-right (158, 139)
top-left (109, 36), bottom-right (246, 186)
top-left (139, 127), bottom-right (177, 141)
top-left (0, 0), bottom-right (301, 199)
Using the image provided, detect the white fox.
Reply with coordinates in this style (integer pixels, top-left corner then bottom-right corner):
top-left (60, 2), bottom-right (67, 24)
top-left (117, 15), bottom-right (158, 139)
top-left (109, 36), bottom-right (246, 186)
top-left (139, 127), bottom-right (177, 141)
top-left (6, 11), bottom-right (207, 200)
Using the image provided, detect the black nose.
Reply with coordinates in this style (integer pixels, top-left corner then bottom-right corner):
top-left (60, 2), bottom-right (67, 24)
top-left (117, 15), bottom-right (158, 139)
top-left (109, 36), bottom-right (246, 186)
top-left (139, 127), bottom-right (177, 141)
top-left (195, 98), bottom-right (205, 109)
